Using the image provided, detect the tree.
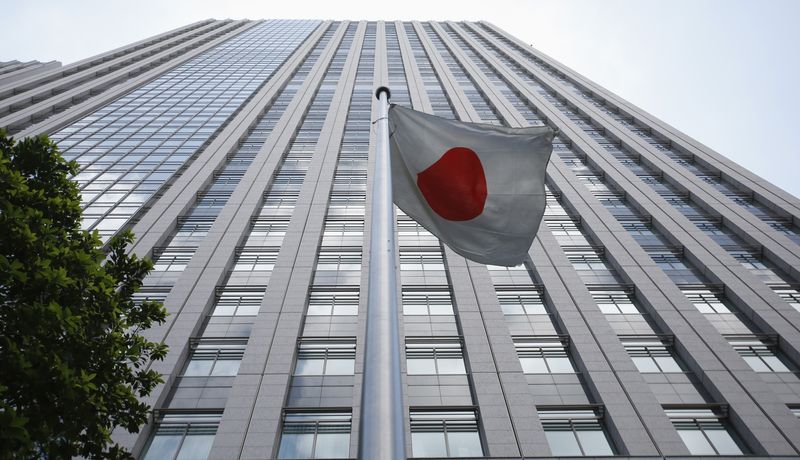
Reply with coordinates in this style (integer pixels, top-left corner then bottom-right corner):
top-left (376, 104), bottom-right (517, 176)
top-left (0, 130), bottom-right (168, 459)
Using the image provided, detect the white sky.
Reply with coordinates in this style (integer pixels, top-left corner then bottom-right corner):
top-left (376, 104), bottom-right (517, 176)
top-left (2, 0), bottom-right (799, 198)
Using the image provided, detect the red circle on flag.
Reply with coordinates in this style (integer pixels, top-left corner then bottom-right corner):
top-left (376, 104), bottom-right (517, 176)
top-left (416, 147), bottom-right (487, 221)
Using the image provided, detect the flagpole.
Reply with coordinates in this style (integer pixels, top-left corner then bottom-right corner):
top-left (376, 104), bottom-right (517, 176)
top-left (359, 86), bottom-right (405, 460)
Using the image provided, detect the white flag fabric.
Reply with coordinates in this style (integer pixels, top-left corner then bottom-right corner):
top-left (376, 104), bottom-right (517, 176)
top-left (389, 104), bottom-right (554, 266)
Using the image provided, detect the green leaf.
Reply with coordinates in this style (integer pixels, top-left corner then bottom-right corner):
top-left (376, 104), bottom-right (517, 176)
top-left (0, 130), bottom-right (168, 459)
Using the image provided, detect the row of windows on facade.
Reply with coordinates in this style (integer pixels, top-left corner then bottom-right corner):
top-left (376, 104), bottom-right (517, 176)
top-left (144, 404), bottom-right (767, 458)
top-left (448, 17), bottom-right (800, 303)
top-left (561, 146), bottom-right (795, 288)
top-left (137, 281), bottom-right (794, 376)
top-left (56, 21), bottom-right (320, 240)
top-left (467, 21), bottom-right (800, 243)
top-left (476, 22), bottom-right (800, 242)
top-left (544, 192), bottom-right (798, 362)
top-left (153, 211), bottom-right (799, 314)
top-left (180, 333), bottom-right (790, 380)
top-left (62, 17), bottom-right (792, 284)
top-left (85, 21), bottom-right (346, 245)
top-left (151, 246), bottom-right (451, 273)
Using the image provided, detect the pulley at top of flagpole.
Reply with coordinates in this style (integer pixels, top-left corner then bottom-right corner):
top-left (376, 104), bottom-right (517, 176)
top-left (372, 86), bottom-right (393, 134)
top-left (375, 85), bottom-right (391, 100)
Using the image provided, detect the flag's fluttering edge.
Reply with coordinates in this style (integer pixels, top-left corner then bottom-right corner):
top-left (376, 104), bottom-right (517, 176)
top-left (389, 104), bottom-right (554, 266)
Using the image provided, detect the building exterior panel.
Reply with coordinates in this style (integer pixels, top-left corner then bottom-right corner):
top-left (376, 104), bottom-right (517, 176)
top-left (4, 18), bottom-right (800, 459)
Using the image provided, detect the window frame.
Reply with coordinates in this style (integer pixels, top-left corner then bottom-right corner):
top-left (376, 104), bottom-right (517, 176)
top-left (620, 335), bottom-right (683, 373)
top-left (590, 288), bottom-right (639, 315)
top-left (538, 406), bottom-right (614, 456)
top-left (307, 287), bottom-right (360, 316)
top-left (211, 286), bottom-right (266, 316)
top-left (405, 337), bottom-right (467, 375)
top-left (402, 287), bottom-right (454, 316)
top-left (665, 406), bottom-right (746, 455)
top-left (183, 338), bottom-right (247, 377)
top-left (409, 409), bottom-right (484, 458)
top-left (294, 338), bottom-right (356, 376)
top-left (725, 334), bottom-right (791, 373)
top-left (514, 335), bottom-right (575, 374)
top-left (142, 411), bottom-right (222, 460)
top-left (681, 288), bottom-right (732, 314)
top-left (496, 286), bottom-right (547, 315)
top-left (277, 411), bottom-right (352, 459)
top-left (152, 247), bottom-right (196, 272)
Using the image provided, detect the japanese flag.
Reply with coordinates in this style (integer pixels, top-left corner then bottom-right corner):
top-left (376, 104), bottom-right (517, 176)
top-left (389, 104), bottom-right (554, 266)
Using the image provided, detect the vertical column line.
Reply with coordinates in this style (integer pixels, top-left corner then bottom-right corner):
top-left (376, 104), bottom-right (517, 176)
top-left (413, 20), bottom-right (553, 458)
top-left (232, 21), bottom-right (369, 459)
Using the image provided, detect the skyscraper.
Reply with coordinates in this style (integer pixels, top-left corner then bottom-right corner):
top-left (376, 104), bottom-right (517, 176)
top-left (4, 18), bottom-right (800, 459)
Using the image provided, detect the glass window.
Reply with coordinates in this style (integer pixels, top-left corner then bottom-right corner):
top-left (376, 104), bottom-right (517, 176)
top-left (315, 249), bottom-right (362, 272)
top-left (397, 217), bottom-right (440, 247)
top-left (233, 247), bottom-right (279, 272)
top-left (621, 336), bottom-right (683, 373)
top-left (666, 408), bottom-right (745, 455)
top-left (402, 287), bottom-right (454, 316)
top-left (514, 336), bottom-right (574, 374)
top-left (545, 429), bottom-right (583, 456)
top-left (183, 339), bottom-right (246, 377)
top-left (142, 412), bottom-right (221, 460)
top-left (773, 287), bottom-right (800, 312)
top-left (195, 192), bottom-right (230, 208)
top-left (649, 250), bottom-right (688, 270)
top-left (726, 336), bottom-right (791, 373)
top-left (152, 248), bottom-right (196, 272)
top-left (730, 250), bottom-right (769, 270)
top-left (539, 408), bottom-right (614, 456)
top-left (262, 192), bottom-right (299, 216)
top-left (564, 247), bottom-right (609, 271)
top-left (278, 412), bottom-right (351, 459)
top-left (496, 287), bottom-right (547, 315)
top-left (400, 249), bottom-right (446, 272)
top-left (211, 287), bottom-right (265, 316)
top-left (250, 217), bottom-right (290, 246)
top-left (295, 339), bottom-right (356, 376)
top-left (590, 289), bottom-right (639, 314)
top-left (410, 410), bottom-right (483, 458)
top-left (174, 217), bottom-right (213, 240)
top-left (406, 338), bottom-right (466, 375)
top-left (682, 289), bottom-right (731, 314)
top-left (322, 218), bottom-right (364, 247)
top-left (620, 219), bottom-right (655, 236)
top-left (132, 287), bottom-right (170, 307)
top-left (327, 192), bottom-right (366, 216)
top-left (307, 288), bottom-right (359, 316)
top-left (547, 220), bottom-right (584, 237)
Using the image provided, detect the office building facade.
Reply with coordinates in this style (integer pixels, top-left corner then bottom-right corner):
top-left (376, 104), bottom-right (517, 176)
top-left (4, 19), bottom-right (800, 459)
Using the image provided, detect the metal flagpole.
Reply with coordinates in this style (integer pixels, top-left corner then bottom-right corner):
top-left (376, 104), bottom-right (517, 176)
top-left (359, 86), bottom-right (406, 460)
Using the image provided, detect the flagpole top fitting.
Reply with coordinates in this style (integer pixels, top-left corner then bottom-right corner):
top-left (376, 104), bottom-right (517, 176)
top-left (375, 86), bottom-right (391, 101)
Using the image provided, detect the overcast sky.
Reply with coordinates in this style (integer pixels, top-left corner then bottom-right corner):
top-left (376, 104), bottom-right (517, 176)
top-left (2, 0), bottom-right (798, 198)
